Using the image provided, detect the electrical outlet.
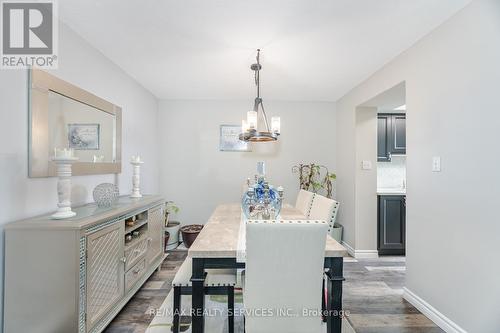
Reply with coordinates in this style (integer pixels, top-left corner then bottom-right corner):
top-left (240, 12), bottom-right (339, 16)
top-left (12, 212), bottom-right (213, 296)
top-left (432, 156), bottom-right (441, 172)
top-left (361, 160), bottom-right (372, 170)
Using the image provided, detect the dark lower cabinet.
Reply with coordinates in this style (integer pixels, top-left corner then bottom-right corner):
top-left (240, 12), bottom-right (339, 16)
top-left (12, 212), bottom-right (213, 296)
top-left (378, 195), bottom-right (406, 255)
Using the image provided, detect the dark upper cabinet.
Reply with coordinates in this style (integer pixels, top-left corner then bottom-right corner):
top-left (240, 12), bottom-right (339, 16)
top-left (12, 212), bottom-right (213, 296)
top-left (392, 115), bottom-right (406, 155)
top-left (377, 113), bottom-right (406, 161)
top-left (378, 195), bottom-right (406, 255)
top-left (377, 115), bottom-right (391, 162)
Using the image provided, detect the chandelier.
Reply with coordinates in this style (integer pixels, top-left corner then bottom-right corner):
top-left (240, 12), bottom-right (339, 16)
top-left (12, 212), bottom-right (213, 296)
top-left (239, 49), bottom-right (280, 142)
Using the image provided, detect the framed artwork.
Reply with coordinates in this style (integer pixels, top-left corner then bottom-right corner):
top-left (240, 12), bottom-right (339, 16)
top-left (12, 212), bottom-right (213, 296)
top-left (68, 123), bottom-right (100, 150)
top-left (219, 125), bottom-right (251, 152)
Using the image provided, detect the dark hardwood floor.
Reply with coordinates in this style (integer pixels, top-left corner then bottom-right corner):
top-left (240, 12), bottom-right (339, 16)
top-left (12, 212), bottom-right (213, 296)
top-left (105, 252), bottom-right (443, 333)
top-left (343, 256), bottom-right (443, 333)
top-left (104, 250), bottom-right (188, 333)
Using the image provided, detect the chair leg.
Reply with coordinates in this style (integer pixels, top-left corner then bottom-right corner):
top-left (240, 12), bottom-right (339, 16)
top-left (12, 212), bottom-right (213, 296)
top-left (173, 286), bottom-right (181, 333)
top-left (228, 286), bottom-right (234, 333)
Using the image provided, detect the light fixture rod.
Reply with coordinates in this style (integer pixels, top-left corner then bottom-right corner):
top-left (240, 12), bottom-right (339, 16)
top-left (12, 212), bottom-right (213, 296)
top-left (256, 50), bottom-right (260, 98)
top-left (251, 49), bottom-right (270, 132)
top-left (259, 99), bottom-right (271, 132)
top-left (252, 49), bottom-right (262, 99)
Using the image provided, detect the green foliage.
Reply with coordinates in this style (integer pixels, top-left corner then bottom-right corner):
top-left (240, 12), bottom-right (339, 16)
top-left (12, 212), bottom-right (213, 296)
top-left (292, 163), bottom-right (337, 198)
top-left (165, 201), bottom-right (180, 215)
top-left (164, 201), bottom-right (180, 225)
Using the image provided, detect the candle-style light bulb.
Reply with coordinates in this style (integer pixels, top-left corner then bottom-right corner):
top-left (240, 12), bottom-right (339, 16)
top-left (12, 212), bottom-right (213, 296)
top-left (242, 119), bottom-right (249, 132)
top-left (271, 116), bottom-right (281, 134)
top-left (247, 111), bottom-right (257, 130)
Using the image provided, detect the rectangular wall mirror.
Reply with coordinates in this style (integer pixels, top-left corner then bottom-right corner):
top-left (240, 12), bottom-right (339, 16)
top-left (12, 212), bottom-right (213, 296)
top-left (29, 69), bottom-right (122, 177)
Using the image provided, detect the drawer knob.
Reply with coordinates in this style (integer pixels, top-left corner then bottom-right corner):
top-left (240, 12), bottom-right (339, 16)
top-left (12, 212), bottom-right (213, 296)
top-left (120, 257), bottom-right (126, 263)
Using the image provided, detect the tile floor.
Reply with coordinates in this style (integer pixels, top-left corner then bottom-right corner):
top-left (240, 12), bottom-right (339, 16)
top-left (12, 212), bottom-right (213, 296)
top-left (105, 251), bottom-right (443, 333)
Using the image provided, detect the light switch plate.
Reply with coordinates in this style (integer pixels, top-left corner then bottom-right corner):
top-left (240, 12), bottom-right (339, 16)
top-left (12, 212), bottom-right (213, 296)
top-left (432, 156), bottom-right (441, 172)
top-left (362, 160), bottom-right (372, 170)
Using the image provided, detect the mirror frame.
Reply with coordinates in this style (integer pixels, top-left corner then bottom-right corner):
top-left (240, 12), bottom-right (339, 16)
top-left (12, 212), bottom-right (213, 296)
top-left (29, 68), bottom-right (122, 177)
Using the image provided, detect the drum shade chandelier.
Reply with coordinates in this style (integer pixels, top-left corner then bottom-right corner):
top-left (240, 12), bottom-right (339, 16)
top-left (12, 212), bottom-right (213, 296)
top-left (239, 49), bottom-right (280, 142)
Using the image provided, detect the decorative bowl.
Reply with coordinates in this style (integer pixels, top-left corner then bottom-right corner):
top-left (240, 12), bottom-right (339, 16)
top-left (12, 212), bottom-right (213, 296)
top-left (93, 183), bottom-right (119, 207)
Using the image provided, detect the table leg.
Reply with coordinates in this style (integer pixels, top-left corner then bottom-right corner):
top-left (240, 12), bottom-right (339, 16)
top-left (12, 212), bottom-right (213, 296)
top-left (326, 257), bottom-right (344, 333)
top-left (191, 258), bottom-right (205, 333)
top-left (322, 276), bottom-right (327, 322)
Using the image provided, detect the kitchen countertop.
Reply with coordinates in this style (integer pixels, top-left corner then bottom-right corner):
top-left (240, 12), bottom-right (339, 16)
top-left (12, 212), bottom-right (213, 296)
top-left (377, 188), bottom-right (406, 195)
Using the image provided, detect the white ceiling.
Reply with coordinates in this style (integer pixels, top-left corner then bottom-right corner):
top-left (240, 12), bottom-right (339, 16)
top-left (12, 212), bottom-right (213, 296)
top-left (58, 0), bottom-right (471, 101)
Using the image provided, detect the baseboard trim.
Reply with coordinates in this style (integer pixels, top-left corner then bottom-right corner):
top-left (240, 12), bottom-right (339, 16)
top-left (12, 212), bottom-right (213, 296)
top-left (341, 241), bottom-right (379, 259)
top-left (341, 241), bottom-right (355, 257)
top-left (353, 250), bottom-right (379, 259)
top-left (403, 287), bottom-right (467, 333)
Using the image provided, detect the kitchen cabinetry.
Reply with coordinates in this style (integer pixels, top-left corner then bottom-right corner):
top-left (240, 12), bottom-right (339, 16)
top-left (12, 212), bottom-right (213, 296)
top-left (378, 195), bottom-right (406, 255)
top-left (377, 113), bottom-right (406, 161)
top-left (377, 115), bottom-right (391, 162)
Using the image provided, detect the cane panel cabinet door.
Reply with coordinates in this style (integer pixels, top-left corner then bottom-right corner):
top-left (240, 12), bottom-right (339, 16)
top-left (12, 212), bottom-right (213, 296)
top-left (86, 222), bottom-right (125, 330)
top-left (147, 205), bottom-right (164, 266)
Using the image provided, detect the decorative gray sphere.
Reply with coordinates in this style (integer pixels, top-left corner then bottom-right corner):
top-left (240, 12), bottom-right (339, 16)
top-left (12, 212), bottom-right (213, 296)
top-left (93, 183), bottom-right (119, 207)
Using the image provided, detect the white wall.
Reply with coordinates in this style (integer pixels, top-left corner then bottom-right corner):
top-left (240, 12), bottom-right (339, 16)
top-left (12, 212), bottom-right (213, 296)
top-left (158, 100), bottom-right (336, 225)
top-left (336, 0), bottom-right (500, 331)
top-left (0, 22), bottom-right (159, 330)
top-left (354, 107), bottom-right (378, 252)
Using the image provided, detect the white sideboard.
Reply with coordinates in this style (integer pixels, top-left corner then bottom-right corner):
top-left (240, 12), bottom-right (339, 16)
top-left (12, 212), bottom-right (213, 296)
top-left (4, 195), bottom-right (166, 333)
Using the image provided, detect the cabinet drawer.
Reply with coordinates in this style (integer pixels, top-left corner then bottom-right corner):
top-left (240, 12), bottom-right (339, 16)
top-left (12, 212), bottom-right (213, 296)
top-left (125, 258), bottom-right (146, 292)
top-left (124, 237), bottom-right (149, 270)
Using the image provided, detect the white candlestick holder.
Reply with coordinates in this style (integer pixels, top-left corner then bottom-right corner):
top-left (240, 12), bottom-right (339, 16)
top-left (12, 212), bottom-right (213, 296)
top-left (51, 156), bottom-right (79, 219)
top-left (130, 159), bottom-right (144, 198)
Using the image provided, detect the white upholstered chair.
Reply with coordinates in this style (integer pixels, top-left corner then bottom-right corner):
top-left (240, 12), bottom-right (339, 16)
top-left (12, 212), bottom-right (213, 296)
top-left (244, 220), bottom-right (329, 333)
top-left (172, 257), bottom-right (237, 333)
top-left (308, 194), bottom-right (341, 324)
top-left (308, 194), bottom-right (340, 236)
top-left (295, 189), bottom-right (315, 216)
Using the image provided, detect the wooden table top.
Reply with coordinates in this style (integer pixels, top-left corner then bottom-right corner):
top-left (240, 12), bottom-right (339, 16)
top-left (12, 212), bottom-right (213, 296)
top-left (188, 203), bottom-right (348, 258)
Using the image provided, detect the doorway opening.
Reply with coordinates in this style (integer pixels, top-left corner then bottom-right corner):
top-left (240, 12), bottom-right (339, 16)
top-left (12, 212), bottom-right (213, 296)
top-left (356, 81), bottom-right (406, 257)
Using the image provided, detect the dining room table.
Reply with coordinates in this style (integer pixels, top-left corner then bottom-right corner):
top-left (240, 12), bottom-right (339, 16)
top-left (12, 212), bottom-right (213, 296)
top-left (187, 203), bottom-right (349, 333)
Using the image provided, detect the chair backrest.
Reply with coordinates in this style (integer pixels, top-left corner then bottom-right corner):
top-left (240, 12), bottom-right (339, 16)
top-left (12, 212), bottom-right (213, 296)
top-left (294, 189), bottom-right (315, 216)
top-left (244, 220), bottom-right (328, 333)
top-left (308, 194), bottom-right (340, 235)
